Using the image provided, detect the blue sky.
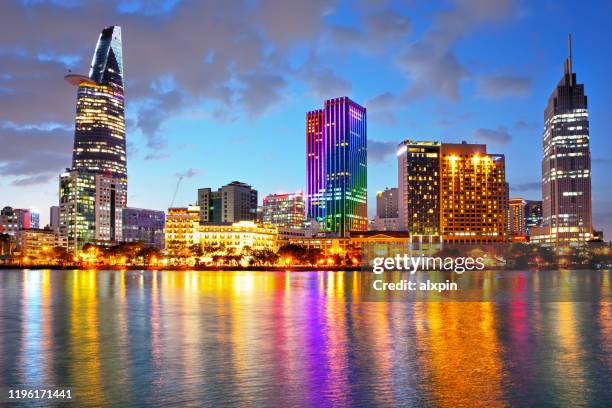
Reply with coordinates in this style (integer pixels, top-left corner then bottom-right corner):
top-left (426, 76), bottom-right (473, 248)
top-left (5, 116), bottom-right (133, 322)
top-left (1, 0), bottom-right (611, 236)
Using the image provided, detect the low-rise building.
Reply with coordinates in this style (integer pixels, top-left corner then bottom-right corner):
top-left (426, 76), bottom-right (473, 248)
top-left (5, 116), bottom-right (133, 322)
top-left (0, 207), bottom-right (36, 235)
top-left (15, 228), bottom-right (68, 261)
top-left (199, 221), bottom-right (278, 253)
top-left (369, 217), bottom-right (401, 231)
top-left (122, 207), bottom-right (165, 249)
top-left (262, 192), bottom-right (305, 228)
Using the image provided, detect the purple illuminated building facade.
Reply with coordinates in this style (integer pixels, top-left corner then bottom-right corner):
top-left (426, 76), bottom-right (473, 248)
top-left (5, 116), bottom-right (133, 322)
top-left (122, 207), bottom-right (165, 250)
top-left (306, 97), bottom-right (367, 237)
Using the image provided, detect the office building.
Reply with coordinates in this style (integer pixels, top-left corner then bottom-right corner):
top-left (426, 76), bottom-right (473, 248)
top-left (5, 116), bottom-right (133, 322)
top-left (15, 229), bottom-right (68, 261)
top-left (60, 169), bottom-right (125, 252)
top-left (65, 25), bottom-right (127, 185)
top-left (50, 206), bottom-right (61, 233)
top-left (398, 140), bottom-right (507, 243)
top-left (0, 207), bottom-right (36, 235)
top-left (165, 206), bottom-right (201, 257)
top-left (262, 192), bottom-right (305, 228)
top-left (534, 35), bottom-right (592, 245)
top-left (60, 26), bottom-right (128, 251)
top-left (122, 207), bottom-right (165, 249)
top-left (525, 200), bottom-right (543, 234)
top-left (508, 198), bottom-right (527, 238)
top-left (30, 212), bottom-right (40, 229)
top-left (307, 97), bottom-right (367, 237)
top-left (370, 217), bottom-right (401, 232)
top-left (376, 188), bottom-right (398, 218)
top-left (397, 141), bottom-right (441, 236)
top-left (197, 181), bottom-right (257, 224)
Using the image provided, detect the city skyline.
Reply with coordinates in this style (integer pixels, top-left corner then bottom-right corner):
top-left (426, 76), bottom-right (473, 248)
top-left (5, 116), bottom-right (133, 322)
top-left (1, 1), bottom-right (612, 237)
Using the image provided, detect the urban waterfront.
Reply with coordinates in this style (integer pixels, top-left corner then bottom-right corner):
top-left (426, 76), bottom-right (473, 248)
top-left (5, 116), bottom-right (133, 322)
top-left (0, 269), bottom-right (610, 407)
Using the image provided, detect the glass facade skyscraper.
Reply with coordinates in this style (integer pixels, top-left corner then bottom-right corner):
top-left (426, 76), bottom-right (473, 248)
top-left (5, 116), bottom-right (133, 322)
top-left (60, 26), bottom-right (127, 252)
top-left (306, 97), bottom-right (367, 237)
top-left (397, 141), bottom-right (508, 243)
top-left (66, 25), bottom-right (127, 183)
top-left (59, 170), bottom-right (96, 252)
top-left (59, 169), bottom-right (126, 252)
top-left (397, 141), bottom-right (441, 235)
top-left (533, 35), bottom-right (592, 245)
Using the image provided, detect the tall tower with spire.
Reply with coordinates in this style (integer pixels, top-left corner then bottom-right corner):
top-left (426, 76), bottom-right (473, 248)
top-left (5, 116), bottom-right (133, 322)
top-left (65, 26), bottom-right (127, 182)
top-left (60, 26), bottom-right (127, 251)
top-left (533, 34), bottom-right (593, 245)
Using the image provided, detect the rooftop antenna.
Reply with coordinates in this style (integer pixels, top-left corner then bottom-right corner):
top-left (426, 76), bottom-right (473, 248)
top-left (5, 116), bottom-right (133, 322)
top-left (565, 33), bottom-right (573, 85)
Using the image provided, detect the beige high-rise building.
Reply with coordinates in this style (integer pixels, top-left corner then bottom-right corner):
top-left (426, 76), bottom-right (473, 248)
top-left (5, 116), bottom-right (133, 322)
top-left (508, 198), bottom-right (527, 237)
top-left (398, 140), bottom-right (508, 243)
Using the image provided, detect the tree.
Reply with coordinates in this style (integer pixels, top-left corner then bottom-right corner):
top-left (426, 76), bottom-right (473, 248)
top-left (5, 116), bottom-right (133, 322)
top-left (138, 246), bottom-right (163, 265)
top-left (50, 246), bottom-right (72, 266)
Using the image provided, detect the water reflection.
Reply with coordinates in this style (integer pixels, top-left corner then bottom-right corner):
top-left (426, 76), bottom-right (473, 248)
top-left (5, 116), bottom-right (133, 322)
top-left (0, 269), bottom-right (609, 407)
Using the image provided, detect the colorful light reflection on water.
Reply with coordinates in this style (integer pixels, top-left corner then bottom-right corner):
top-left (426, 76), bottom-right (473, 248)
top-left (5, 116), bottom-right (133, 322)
top-left (0, 269), bottom-right (610, 407)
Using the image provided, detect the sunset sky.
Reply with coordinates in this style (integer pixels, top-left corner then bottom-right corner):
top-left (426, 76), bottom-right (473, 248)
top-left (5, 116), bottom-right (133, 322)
top-left (1, 0), bottom-right (611, 235)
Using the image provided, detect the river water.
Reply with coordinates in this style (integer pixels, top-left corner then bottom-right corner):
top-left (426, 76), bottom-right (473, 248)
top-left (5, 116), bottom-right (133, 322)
top-left (0, 269), bottom-right (610, 407)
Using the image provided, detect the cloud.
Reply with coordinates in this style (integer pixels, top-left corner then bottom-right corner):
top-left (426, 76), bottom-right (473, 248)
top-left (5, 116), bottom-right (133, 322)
top-left (255, 0), bottom-right (336, 46)
top-left (11, 174), bottom-right (55, 186)
top-left (144, 153), bottom-right (171, 161)
top-left (0, 125), bottom-right (72, 184)
top-left (175, 168), bottom-right (200, 179)
top-left (593, 158), bottom-right (612, 166)
top-left (297, 55), bottom-right (352, 100)
top-left (362, 10), bottom-right (411, 48)
top-left (366, 92), bottom-right (403, 124)
top-left (396, 44), bottom-right (468, 101)
top-left (473, 127), bottom-right (512, 145)
top-left (238, 72), bottom-right (289, 117)
top-left (0, 0), bottom-right (335, 153)
top-left (511, 181), bottom-right (540, 192)
top-left (477, 75), bottom-right (532, 99)
top-left (367, 92), bottom-right (399, 109)
top-left (514, 120), bottom-right (538, 131)
top-left (135, 88), bottom-right (188, 149)
top-left (394, 0), bottom-right (516, 101)
top-left (324, 7), bottom-right (411, 55)
top-left (368, 140), bottom-right (397, 164)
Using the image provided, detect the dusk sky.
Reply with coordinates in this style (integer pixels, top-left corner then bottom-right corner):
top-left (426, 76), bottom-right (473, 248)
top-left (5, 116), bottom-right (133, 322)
top-left (1, 0), bottom-right (611, 235)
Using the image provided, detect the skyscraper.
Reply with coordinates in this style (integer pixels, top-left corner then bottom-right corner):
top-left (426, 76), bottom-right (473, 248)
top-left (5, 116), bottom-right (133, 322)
top-left (397, 140), bottom-right (507, 243)
top-left (533, 35), bottom-right (592, 245)
top-left (65, 26), bottom-right (127, 183)
top-left (60, 26), bottom-right (127, 251)
top-left (306, 97), bottom-right (367, 237)
top-left (397, 141), bottom-right (441, 235)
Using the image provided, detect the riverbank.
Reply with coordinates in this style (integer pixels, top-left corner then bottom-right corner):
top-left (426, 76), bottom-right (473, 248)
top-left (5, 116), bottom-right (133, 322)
top-left (0, 264), bottom-right (363, 271)
top-left (2, 264), bottom-right (607, 271)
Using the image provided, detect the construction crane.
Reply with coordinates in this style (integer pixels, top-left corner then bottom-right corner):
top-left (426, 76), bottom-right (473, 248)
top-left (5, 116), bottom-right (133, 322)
top-left (169, 176), bottom-right (184, 208)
